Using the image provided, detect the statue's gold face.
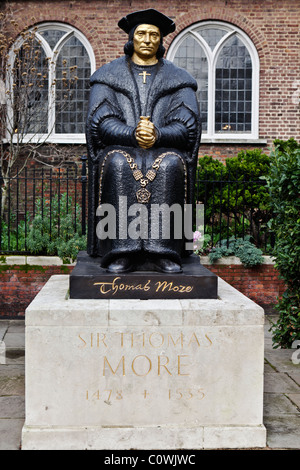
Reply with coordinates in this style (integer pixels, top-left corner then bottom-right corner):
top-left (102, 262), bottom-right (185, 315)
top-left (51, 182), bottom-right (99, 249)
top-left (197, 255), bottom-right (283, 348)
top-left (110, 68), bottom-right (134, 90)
top-left (132, 24), bottom-right (161, 65)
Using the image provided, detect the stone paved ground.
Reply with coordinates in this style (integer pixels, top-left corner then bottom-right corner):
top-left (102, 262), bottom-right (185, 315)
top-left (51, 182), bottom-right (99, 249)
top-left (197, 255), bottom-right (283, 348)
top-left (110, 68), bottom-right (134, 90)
top-left (0, 320), bottom-right (25, 450)
top-left (0, 317), bottom-right (299, 450)
top-left (263, 316), bottom-right (300, 449)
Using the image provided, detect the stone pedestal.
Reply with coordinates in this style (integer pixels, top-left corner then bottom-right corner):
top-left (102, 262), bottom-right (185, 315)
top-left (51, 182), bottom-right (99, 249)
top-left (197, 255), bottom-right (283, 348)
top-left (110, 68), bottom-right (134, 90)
top-left (69, 252), bottom-right (218, 299)
top-left (21, 275), bottom-right (266, 450)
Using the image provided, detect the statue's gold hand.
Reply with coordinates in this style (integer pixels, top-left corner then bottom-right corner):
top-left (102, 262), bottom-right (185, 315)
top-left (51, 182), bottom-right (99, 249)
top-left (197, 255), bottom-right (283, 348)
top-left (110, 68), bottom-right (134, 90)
top-left (135, 116), bottom-right (157, 149)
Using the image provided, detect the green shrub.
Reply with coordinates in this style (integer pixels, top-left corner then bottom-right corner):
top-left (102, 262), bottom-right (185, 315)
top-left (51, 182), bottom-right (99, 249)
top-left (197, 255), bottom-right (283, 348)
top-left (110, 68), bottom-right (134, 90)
top-left (208, 236), bottom-right (264, 267)
top-left (26, 193), bottom-right (87, 262)
top-left (196, 149), bottom-right (271, 250)
top-left (265, 139), bottom-right (300, 348)
top-left (0, 215), bottom-right (28, 252)
top-left (226, 148), bottom-right (270, 178)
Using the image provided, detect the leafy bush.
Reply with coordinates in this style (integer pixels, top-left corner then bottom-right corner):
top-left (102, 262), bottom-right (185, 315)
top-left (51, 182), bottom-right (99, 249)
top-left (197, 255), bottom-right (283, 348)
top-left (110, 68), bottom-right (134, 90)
top-left (0, 215), bottom-right (28, 252)
top-left (208, 236), bottom-right (264, 267)
top-left (26, 193), bottom-right (87, 262)
top-left (265, 139), bottom-right (300, 348)
top-left (196, 149), bottom-right (271, 250)
top-left (226, 148), bottom-right (270, 178)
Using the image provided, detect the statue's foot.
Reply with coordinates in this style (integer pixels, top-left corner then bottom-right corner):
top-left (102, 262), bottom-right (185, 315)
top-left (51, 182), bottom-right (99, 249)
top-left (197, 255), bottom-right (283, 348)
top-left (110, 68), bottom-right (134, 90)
top-left (153, 257), bottom-right (182, 274)
top-left (106, 256), bottom-right (133, 273)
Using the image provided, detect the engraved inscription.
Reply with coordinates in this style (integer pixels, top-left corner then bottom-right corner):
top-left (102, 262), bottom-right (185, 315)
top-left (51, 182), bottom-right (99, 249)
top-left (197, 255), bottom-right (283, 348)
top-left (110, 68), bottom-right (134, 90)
top-left (78, 331), bottom-right (212, 349)
top-left (77, 329), bottom-right (213, 404)
top-left (93, 277), bottom-right (193, 295)
top-left (85, 388), bottom-right (206, 401)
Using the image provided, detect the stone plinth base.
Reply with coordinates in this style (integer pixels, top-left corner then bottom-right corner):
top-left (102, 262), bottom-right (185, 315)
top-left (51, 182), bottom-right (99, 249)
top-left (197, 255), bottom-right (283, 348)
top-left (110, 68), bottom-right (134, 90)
top-left (22, 424), bottom-right (266, 450)
top-left (21, 275), bottom-right (266, 450)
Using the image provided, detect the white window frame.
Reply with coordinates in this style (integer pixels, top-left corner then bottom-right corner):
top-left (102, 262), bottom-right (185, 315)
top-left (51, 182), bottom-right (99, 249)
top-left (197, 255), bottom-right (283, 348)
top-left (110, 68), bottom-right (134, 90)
top-left (6, 22), bottom-right (96, 144)
top-left (167, 21), bottom-right (262, 143)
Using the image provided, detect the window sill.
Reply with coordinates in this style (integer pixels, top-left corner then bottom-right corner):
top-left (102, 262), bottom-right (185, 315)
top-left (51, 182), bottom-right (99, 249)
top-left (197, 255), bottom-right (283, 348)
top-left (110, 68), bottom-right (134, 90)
top-left (4, 135), bottom-right (268, 146)
top-left (200, 137), bottom-right (268, 145)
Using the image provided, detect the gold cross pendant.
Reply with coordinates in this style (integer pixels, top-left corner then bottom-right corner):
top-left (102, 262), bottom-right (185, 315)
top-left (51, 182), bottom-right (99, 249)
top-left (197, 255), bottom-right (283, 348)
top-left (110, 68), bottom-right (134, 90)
top-left (139, 71), bottom-right (151, 84)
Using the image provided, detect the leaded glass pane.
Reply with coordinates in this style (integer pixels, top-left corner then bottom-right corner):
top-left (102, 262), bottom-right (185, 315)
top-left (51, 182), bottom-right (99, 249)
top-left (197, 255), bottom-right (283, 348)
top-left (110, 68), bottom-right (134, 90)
top-left (196, 27), bottom-right (227, 50)
top-left (173, 36), bottom-right (208, 131)
top-left (215, 35), bottom-right (252, 133)
top-left (39, 29), bottom-right (66, 50)
top-left (55, 35), bottom-right (91, 134)
top-left (13, 38), bottom-right (49, 134)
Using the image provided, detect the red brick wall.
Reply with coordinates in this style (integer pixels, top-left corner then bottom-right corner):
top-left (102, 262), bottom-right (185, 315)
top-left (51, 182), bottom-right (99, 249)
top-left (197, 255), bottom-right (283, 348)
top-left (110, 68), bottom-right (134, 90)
top-left (3, 0), bottom-right (300, 158)
top-left (0, 265), bottom-right (73, 318)
top-left (0, 262), bottom-right (285, 318)
top-left (198, 143), bottom-right (266, 163)
top-left (205, 263), bottom-right (285, 312)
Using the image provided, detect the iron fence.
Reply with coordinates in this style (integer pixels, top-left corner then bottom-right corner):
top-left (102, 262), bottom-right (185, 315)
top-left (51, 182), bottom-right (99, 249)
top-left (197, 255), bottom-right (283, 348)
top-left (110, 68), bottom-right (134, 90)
top-left (0, 156), bottom-right (87, 254)
top-left (0, 158), bottom-right (273, 255)
top-left (195, 167), bottom-right (274, 252)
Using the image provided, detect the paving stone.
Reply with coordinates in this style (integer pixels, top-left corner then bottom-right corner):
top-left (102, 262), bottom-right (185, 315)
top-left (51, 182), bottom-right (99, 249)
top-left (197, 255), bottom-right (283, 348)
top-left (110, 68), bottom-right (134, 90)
top-left (264, 416), bottom-right (300, 449)
top-left (288, 371), bottom-right (300, 386)
top-left (0, 419), bottom-right (24, 450)
top-left (286, 394), bottom-right (300, 409)
top-left (4, 332), bottom-right (25, 350)
top-left (0, 396), bottom-right (25, 418)
top-left (264, 372), bottom-right (300, 394)
top-left (0, 323), bottom-right (9, 342)
top-left (263, 393), bottom-right (299, 415)
top-left (0, 375), bottom-right (25, 396)
top-left (0, 364), bottom-right (25, 375)
top-left (264, 362), bottom-right (276, 373)
top-left (265, 349), bottom-right (299, 373)
top-left (6, 320), bottom-right (25, 331)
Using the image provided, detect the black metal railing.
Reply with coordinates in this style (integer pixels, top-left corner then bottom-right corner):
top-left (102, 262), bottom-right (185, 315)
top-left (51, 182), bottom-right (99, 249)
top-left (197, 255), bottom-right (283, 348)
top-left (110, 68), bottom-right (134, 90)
top-left (195, 167), bottom-right (274, 252)
top-left (0, 159), bottom-right (273, 255)
top-left (0, 156), bottom-right (88, 254)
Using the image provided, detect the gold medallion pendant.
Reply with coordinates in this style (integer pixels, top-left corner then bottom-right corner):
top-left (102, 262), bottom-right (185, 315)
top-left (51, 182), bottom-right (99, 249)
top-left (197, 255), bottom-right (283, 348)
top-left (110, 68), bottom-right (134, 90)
top-left (136, 187), bottom-right (151, 204)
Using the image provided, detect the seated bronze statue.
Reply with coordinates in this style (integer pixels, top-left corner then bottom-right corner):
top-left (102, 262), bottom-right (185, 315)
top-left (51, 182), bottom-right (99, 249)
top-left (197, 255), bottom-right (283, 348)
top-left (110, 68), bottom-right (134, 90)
top-left (86, 9), bottom-right (201, 274)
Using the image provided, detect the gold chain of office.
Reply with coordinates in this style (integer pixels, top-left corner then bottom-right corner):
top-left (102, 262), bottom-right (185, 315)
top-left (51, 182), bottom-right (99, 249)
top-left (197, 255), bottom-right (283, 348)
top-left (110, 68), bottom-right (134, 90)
top-left (99, 149), bottom-right (187, 204)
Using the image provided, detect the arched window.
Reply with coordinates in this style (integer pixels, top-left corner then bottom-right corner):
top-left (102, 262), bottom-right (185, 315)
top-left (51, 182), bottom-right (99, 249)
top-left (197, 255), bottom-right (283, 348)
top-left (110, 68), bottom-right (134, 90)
top-left (167, 21), bottom-right (260, 142)
top-left (7, 23), bottom-right (95, 143)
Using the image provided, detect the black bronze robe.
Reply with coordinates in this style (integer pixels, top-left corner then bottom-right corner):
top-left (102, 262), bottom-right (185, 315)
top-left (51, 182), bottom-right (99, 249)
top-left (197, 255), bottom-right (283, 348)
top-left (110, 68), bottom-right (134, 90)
top-left (86, 56), bottom-right (201, 266)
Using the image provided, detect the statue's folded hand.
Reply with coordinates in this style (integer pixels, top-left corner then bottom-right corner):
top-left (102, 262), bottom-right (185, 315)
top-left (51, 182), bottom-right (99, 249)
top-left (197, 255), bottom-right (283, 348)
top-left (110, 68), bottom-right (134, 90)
top-left (135, 118), bottom-right (157, 148)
